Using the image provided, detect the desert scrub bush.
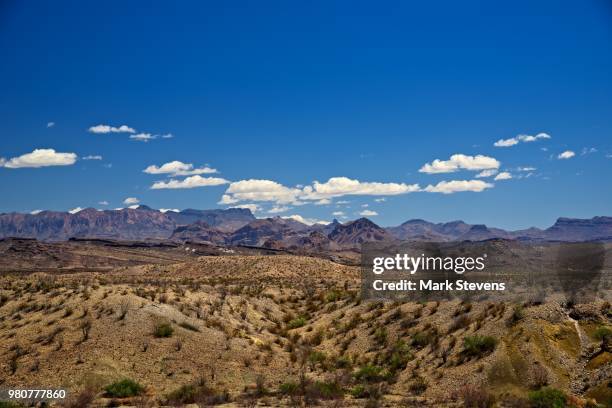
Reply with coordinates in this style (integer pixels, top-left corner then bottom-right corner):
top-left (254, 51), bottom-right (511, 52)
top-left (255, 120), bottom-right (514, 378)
top-left (310, 381), bottom-right (343, 399)
top-left (153, 321), bottom-right (174, 338)
top-left (373, 326), bottom-right (388, 346)
top-left (350, 385), bottom-right (369, 399)
top-left (354, 364), bottom-right (387, 383)
top-left (528, 387), bottom-right (567, 408)
top-left (117, 299), bottom-right (130, 320)
top-left (325, 289), bottom-right (344, 302)
top-left (448, 314), bottom-right (472, 333)
top-left (593, 325), bottom-right (611, 340)
top-left (408, 375), bottom-right (427, 395)
top-left (463, 335), bottom-right (496, 357)
top-left (79, 319), bottom-right (92, 342)
top-left (308, 351), bottom-right (327, 370)
top-left (287, 316), bottom-right (307, 329)
top-left (507, 304), bottom-right (525, 326)
top-left (104, 379), bottom-right (144, 398)
top-left (166, 379), bottom-right (229, 405)
top-left (279, 381), bottom-right (299, 396)
top-left (458, 384), bottom-right (495, 408)
top-left (0, 401), bottom-right (24, 408)
top-left (387, 340), bottom-right (413, 371)
top-left (64, 387), bottom-right (96, 408)
top-left (411, 331), bottom-right (435, 349)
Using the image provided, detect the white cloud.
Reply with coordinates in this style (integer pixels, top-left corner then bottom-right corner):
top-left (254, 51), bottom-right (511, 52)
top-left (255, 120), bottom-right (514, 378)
top-left (98, 201), bottom-right (109, 206)
top-left (557, 150), bottom-right (575, 160)
top-left (30, 210), bottom-right (43, 215)
top-left (282, 214), bottom-right (328, 226)
top-left (220, 177), bottom-right (420, 206)
top-left (123, 197), bottom-right (140, 205)
top-left (493, 138), bottom-right (519, 147)
top-left (144, 161), bottom-right (218, 176)
top-left (494, 132), bottom-right (551, 148)
top-left (130, 133), bottom-right (156, 142)
top-left (359, 210), bottom-right (378, 217)
top-left (69, 207), bottom-right (84, 214)
top-left (82, 155), bottom-right (103, 160)
top-left (332, 211), bottom-right (345, 216)
top-left (151, 175), bottom-right (229, 190)
top-left (1, 148), bottom-right (77, 168)
top-left (47, 122), bottom-right (55, 128)
top-left (517, 166), bottom-right (536, 172)
top-left (88, 124), bottom-right (135, 134)
top-left (581, 147), bottom-right (597, 155)
top-left (374, 198), bottom-right (386, 202)
top-left (475, 169), bottom-right (498, 178)
top-left (606, 153), bottom-right (612, 159)
top-left (361, 204), bottom-right (369, 207)
top-left (232, 204), bottom-right (261, 214)
top-left (301, 177), bottom-right (420, 199)
top-left (424, 179), bottom-right (494, 194)
top-left (419, 154), bottom-right (500, 174)
top-left (268, 206), bottom-right (290, 214)
top-left (494, 172), bottom-right (512, 180)
top-left (161, 133), bottom-right (174, 139)
top-left (220, 179), bottom-right (302, 205)
top-left (128, 205), bottom-right (140, 209)
top-left (336, 200), bottom-right (350, 205)
top-left (159, 208), bottom-right (179, 213)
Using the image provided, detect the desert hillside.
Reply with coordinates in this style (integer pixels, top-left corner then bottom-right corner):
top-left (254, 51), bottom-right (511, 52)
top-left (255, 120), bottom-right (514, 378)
top-left (0, 246), bottom-right (610, 407)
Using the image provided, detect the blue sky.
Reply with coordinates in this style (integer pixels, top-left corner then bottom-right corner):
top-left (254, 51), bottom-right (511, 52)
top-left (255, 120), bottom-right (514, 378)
top-left (0, 0), bottom-right (611, 229)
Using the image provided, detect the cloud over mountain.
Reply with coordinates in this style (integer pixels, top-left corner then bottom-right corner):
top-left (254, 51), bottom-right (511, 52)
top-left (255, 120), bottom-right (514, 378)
top-left (151, 175), bottom-right (229, 189)
top-left (301, 177), bottom-right (420, 200)
top-left (424, 179), bottom-right (494, 194)
top-left (219, 177), bottom-right (420, 206)
top-left (144, 161), bottom-right (218, 176)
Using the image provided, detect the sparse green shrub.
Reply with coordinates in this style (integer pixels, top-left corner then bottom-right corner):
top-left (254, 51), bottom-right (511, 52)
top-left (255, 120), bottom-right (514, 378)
top-left (463, 335), bottom-right (496, 357)
top-left (388, 340), bottom-right (413, 371)
top-left (308, 351), bottom-right (327, 369)
top-left (0, 401), bottom-right (23, 408)
top-left (153, 322), bottom-right (174, 338)
top-left (593, 326), bottom-right (611, 340)
top-left (279, 381), bottom-right (299, 395)
top-left (312, 381), bottom-right (343, 399)
top-left (411, 331), bottom-right (434, 348)
top-left (287, 316), bottom-right (307, 329)
top-left (350, 385), bottom-right (369, 399)
top-left (508, 304), bottom-right (525, 326)
top-left (528, 387), bottom-right (567, 408)
top-left (373, 327), bottom-right (388, 346)
top-left (104, 379), bottom-right (144, 398)
top-left (354, 364), bottom-right (386, 383)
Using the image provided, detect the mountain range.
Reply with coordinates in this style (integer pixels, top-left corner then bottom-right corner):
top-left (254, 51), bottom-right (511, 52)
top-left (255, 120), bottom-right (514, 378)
top-left (0, 206), bottom-right (611, 247)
